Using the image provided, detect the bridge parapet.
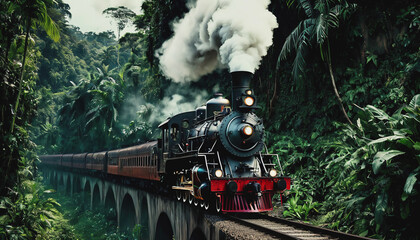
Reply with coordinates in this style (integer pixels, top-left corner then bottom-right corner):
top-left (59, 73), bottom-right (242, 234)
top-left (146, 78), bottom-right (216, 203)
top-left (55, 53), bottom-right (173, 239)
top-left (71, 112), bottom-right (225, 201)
top-left (42, 168), bottom-right (228, 240)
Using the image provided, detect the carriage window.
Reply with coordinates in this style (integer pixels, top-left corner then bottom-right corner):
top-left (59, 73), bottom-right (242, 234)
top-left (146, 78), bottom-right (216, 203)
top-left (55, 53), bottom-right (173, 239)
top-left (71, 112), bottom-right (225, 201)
top-left (164, 129), bottom-right (169, 152)
top-left (170, 124), bottom-right (180, 141)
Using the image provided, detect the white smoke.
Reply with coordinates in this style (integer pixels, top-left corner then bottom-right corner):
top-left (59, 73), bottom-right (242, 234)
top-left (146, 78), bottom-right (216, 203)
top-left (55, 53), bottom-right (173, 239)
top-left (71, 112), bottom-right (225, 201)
top-left (156, 0), bottom-right (277, 83)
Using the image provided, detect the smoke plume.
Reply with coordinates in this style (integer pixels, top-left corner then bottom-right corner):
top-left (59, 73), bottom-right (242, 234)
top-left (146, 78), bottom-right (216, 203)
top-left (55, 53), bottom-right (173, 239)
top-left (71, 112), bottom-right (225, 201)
top-left (156, 0), bottom-right (277, 82)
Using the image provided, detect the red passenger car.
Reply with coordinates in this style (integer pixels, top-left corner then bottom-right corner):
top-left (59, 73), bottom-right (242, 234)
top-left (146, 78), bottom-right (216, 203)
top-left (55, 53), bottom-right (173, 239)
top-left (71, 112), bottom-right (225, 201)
top-left (107, 141), bottom-right (159, 181)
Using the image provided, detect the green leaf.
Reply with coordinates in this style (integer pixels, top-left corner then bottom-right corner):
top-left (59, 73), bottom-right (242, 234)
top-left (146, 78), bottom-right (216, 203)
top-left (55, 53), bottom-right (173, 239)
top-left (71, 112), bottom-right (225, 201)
top-left (398, 138), bottom-right (414, 148)
top-left (413, 142), bottom-right (420, 151)
top-left (365, 105), bottom-right (391, 121)
top-left (400, 204), bottom-right (410, 220)
top-left (372, 150), bottom-right (405, 174)
top-left (403, 173), bottom-right (418, 195)
top-left (375, 192), bottom-right (388, 225)
top-left (368, 135), bottom-right (405, 145)
top-left (409, 94), bottom-right (420, 109)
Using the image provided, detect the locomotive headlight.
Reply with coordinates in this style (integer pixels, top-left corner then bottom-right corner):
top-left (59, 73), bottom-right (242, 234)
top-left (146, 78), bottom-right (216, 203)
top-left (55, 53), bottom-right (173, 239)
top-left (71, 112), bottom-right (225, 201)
top-left (244, 96), bottom-right (254, 106)
top-left (215, 169), bottom-right (223, 178)
top-left (269, 169), bottom-right (277, 177)
top-left (243, 125), bottom-right (253, 136)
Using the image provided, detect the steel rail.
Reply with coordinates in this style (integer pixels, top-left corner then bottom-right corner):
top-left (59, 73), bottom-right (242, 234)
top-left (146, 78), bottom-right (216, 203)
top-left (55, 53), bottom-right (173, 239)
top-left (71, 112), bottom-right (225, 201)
top-left (261, 215), bottom-right (376, 240)
top-left (224, 214), bottom-right (376, 240)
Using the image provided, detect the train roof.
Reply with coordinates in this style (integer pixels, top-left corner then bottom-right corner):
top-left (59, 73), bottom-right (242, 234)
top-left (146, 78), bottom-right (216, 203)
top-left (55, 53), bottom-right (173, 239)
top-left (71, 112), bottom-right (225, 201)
top-left (158, 111), bottom-right (195, 129)
top-left (118, 141), bottom-right (158, 157)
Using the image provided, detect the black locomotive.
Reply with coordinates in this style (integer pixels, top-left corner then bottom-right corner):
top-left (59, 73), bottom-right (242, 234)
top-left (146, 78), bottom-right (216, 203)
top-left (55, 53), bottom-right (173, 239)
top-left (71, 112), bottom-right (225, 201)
top-left (41, 71), bottom-right (291, 213)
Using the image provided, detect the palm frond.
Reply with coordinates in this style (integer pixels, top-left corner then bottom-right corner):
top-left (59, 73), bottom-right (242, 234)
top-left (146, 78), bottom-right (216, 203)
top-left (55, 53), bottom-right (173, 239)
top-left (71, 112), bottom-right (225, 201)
top-left (299, 0), bottom-right (314, 18)
top-left (278, 18), bottom-right (314, 70)
top-left (41, 11), bottom-right (60, 42)
top-left (316, 13), bottom-right (328, 44)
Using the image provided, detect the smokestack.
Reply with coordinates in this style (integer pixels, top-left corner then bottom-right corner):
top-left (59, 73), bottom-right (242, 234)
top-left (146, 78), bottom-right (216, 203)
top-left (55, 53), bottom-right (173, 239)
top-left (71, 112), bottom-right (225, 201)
top-left (231, 71), bottom-right (253, 111)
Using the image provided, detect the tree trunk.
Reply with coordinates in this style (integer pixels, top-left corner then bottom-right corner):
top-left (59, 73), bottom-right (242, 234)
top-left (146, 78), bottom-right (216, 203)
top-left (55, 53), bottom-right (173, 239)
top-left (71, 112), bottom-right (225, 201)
top-left (328, 62), bottom-right (353, 125)
top-left (10, 18), bottom-right (31, 133)
top-left (3, 18), bottom-right (31, 191)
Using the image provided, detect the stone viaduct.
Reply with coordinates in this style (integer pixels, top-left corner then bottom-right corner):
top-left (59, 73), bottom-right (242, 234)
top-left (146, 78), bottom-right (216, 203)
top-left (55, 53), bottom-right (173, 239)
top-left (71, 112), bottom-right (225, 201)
top-left (43, 168), bottom-right (226, 240)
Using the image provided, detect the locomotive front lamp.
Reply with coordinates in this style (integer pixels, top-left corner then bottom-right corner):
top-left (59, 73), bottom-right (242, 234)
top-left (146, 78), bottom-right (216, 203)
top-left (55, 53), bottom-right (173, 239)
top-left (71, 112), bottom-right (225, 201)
top-left (246, 90), bottom-right (252, 95)
top-left (215, 169), bottom-right (223, 178)
top-left (243, 125), bottom-right (254, 136)
top-left (244, 96), bottom-right (254, 106)
top-left (269, 169), bottom-right (277, 177)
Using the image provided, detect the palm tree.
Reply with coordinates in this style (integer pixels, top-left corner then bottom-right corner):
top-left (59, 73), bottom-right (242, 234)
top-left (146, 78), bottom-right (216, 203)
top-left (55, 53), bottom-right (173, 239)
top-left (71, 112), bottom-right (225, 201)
top-left (85, 68), bottom-right (124, 149)
top-left (4, 0), bottom-right (60, 191)
top-left (8, 0), bottom-right (60, 133)
top-left (278, 0), bottom-right (356, 125)
top-left (58, 78), bottom-right (95, 151)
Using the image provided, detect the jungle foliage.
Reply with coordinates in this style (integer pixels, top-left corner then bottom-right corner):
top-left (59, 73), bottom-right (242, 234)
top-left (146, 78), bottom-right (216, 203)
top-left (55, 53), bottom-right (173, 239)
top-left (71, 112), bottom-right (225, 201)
top-left (0, 0), bottom-right (419, 239)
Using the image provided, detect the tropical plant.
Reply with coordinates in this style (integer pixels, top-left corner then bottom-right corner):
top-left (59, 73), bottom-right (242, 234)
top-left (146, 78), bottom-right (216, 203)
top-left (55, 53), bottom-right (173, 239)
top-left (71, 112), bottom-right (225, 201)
top-left (8, 0), bottom-right (60, 134)
top-left (85, 68), bottom-right (125, 150)
top-left (321, 94), bottom-right (420, 238)
top-left (278, 0), bottom-right (356, 125)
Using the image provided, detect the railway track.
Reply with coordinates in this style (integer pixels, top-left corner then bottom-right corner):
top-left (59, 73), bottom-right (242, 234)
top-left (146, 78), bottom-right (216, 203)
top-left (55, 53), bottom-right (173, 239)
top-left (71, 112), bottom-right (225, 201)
top-left (224, 214), bottom-right (376, 240)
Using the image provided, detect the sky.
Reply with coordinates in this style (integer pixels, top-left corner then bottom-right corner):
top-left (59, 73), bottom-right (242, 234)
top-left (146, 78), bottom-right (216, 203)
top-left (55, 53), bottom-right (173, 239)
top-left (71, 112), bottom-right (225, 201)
top-left (65, 0), bottom-right (143, 36)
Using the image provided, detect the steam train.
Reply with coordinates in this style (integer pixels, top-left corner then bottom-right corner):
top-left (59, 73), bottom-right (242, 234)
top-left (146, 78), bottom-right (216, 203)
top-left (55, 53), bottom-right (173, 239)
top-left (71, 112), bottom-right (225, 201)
top-left (40, 71), bottom-right (291, 213)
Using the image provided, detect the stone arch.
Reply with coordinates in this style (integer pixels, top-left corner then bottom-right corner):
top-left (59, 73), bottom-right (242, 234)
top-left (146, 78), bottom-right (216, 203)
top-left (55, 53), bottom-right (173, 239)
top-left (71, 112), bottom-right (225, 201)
top-left (104, 187), bottom-right (117, 225)
top-left (120, 193), bottom-right (137, 233)
top-left (105, 187), bottom-right (116, 209)
top-left (53, 173), bottom-right (58, 189)
top-left (58, 173), bottom-right (64, 186)
top-left (140, 197), bottom-right (149, 239)
top-left (92, 183), bottom-right (101, 209)
top-left (73, 176), bottom-right (81, 193)
top-left (189, 228), bottom-right (206, 240)
top-left (48, 171), bottom-right (54, 185)
top-left (83, 180), bottom-right (91, 209)
top-left (65, 175), bottom-right (71, 194)
top-left (155, 212), bottom-right (173, 240)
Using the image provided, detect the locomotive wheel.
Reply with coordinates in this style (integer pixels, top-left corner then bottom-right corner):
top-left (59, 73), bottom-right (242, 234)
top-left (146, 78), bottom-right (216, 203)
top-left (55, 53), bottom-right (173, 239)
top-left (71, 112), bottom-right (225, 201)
top-left (193, 198), bottom-right (199, 206)
top-left (215, 197), bottom-right (222, 212)
top-left (176, 190), bottom-right (182, 201)
top-left (204, 201), bottom-right (210, 210)
top-left (188, 193), bottom-right (194, 204)
top-left (182, 192), bottom-right (188, 202)
top-left (200, 200), bottom-right (204, 208)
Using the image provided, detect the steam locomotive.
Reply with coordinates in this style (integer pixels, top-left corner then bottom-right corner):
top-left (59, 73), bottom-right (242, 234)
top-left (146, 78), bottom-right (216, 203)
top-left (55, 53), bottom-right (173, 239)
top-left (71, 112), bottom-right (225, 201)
top-left (40, 71), bottom-right (291, 213)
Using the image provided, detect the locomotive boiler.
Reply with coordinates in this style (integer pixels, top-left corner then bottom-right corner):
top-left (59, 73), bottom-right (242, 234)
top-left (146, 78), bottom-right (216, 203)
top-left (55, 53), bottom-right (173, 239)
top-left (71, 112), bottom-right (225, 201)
top-left (40, 71), bottom-right (291, 213)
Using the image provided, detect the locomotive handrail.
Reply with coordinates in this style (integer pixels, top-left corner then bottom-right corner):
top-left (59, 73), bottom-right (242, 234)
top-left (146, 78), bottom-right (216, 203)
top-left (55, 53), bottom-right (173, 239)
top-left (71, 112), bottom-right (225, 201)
top-left (261, 143), bottom-right (285, 175)
top-left (198, 152), bottom-right (225, 178)
top-left (258, 152), bottom-right (269, 174)
top-left (261, 153), bottom-right (284, 176)
top-left (177, 144), bottom-right (185, 152)
top-left (197, 137), bottom-right (206, 152)
top-left (263, 143), bottom-right (270, 154)
top-left (198, 154), bottom-right (211, 179)
top-left (216, 151), bottom-right (225, 176)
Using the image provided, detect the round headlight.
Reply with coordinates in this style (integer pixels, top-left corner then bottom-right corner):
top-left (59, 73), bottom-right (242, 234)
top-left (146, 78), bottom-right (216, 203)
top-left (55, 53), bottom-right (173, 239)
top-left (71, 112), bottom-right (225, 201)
top-left (246, 90), bottom-right (252, 95)
top-left (244, 96), bottom-right (254, 106)
top-left (243, 125), bottom-right (253, 136)
top-left (269, 169), bottom-right (277, 177)
top-left (215, 169), bottom-right (223, 178)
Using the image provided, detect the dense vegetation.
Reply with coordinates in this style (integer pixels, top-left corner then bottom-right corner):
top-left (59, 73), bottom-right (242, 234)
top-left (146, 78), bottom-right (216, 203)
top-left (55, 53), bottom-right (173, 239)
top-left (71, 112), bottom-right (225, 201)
top-left (0, 0), bottom-right (418, 239)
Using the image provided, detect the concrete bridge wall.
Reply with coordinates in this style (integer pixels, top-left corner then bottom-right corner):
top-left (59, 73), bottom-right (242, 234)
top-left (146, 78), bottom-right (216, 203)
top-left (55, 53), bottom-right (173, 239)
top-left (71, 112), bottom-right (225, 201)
top-left (43, 168), bottom-right (225, 240)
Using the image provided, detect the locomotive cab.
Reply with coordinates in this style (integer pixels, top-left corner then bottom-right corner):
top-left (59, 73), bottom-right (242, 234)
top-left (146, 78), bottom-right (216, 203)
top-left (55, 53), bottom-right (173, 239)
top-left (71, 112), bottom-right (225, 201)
top-left (158, 111), bottom-right (195, 174)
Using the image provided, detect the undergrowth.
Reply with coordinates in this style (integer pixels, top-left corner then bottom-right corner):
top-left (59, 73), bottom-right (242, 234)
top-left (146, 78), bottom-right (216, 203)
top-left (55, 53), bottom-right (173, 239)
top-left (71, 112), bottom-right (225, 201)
top-left (272, 94), bottom-right (420, 239)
